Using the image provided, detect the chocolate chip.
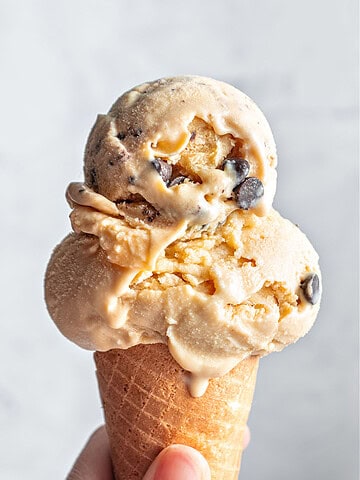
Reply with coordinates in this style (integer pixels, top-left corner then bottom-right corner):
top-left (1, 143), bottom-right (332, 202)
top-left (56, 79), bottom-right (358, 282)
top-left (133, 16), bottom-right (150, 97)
top-left (300, 273), bottom-right (320, 305)
top-left (94, 139), bottom-right (102, 153)
top-left (142, 205), bottom-right (159, 223)
top-left (190, 131), bottom-right (196, 141)
top-left (89, 167), bottom-right (98, 189)
top-left (168, 176), bottom-right (187, 187)
top-left (117, 132), bottom-right (126, 140)
top-left (151, 158), bottom-right (172, 184)
top-left (109, 152), bottom-right (128, 166)
top-left (222, 158), bottom-right (250, 187)
top-left (128, 176), bottom-right (136, 185)
top-left (115, 193), bottom-right (143, 204)
top-left (131, 128), bottom-right (142, 137)
top-left (233, 177), bottom-right (264, 209)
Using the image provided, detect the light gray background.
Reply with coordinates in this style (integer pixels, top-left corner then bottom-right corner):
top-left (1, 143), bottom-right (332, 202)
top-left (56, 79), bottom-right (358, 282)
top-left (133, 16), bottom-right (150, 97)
top-left (0, 0), bottom-right (358, 479)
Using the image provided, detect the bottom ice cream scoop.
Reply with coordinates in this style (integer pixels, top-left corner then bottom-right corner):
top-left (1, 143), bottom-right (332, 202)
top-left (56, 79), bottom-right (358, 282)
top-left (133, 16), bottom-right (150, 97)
top-left (45, 204), bottom-right (320, 396)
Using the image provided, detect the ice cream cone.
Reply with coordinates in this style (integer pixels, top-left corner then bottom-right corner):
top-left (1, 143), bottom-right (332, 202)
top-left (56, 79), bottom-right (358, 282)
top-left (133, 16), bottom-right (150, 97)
top-left (94, 343), bottom-right (259, 480)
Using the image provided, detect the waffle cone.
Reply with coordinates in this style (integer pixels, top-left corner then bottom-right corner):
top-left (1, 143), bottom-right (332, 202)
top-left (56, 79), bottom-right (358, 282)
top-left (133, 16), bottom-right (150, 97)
top-left (94, 344), bottom-right (259, 479)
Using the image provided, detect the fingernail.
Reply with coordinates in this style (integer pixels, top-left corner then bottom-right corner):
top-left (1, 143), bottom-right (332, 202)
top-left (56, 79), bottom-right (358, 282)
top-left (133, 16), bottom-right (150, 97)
top-left (143, 445), bottom-right (211, 480)
top-left (243, 425), bottom-right (251, 450)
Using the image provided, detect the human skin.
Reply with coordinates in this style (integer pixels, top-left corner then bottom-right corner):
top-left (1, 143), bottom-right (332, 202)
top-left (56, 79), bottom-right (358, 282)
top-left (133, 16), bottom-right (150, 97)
top-left (67, 425), bottom-right (251, 480)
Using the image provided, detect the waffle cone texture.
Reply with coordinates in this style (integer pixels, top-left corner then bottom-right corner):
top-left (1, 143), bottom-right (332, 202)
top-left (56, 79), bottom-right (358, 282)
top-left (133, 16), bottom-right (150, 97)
top-left (94, 344), bottom-right (259, 479)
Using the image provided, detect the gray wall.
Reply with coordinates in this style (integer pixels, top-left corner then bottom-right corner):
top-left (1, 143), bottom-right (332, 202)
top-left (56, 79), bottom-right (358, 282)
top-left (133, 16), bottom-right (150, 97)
top-left (0, 1), bottom-right (358, 479)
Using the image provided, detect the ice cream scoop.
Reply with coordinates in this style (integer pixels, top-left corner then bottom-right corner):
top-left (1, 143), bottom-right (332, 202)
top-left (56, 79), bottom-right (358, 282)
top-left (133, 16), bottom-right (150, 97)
top-left (46, 206), bottom-right (320, 396)
top-left (83, 76), bottom-right (277, 223)
top-left (45, 76), bottom-right (321, 479)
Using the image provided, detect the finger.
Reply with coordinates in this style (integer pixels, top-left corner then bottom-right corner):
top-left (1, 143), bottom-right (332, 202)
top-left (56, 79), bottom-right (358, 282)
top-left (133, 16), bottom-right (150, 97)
top-left (67, 425), bottom-right (113, 480)
top-left (143, 444), bottom-right (211, 480)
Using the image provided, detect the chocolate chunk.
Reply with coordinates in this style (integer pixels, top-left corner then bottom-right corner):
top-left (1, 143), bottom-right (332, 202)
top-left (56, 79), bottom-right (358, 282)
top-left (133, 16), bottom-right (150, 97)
top-left (222, 158), bottom-right (250, 187)
top-left (151, 158), bottom-right (172, 184)
top-left (233, 177), bottom-right (264, 209)
top-left (169, 176), bottom-right (187, 187)
top-left (300, 273), bottom-right (320, 305)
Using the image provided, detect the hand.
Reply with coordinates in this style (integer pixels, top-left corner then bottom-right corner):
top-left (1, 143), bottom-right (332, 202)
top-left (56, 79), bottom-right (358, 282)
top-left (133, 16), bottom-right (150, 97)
top-left (67, 425), bottom-right (251, 480)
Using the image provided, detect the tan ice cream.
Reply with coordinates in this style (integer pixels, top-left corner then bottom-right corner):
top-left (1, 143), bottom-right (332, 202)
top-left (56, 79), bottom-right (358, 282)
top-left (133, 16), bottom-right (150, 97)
top-left (45, 75), bottom-right (321, 397)
top-left (83, 75), bottom-right (277, 219)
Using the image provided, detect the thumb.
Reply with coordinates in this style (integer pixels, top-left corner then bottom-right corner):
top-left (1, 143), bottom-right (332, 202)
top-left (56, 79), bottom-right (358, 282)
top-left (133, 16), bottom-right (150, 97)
top-left (143, 444), bottom-right (211, 480)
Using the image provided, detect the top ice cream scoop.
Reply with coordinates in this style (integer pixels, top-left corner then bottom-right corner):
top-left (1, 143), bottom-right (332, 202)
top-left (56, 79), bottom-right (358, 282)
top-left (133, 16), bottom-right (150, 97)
top-left (81, 75), bottom-right (277, 225)
top-left (45, 76), bottom-right (321, 396)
